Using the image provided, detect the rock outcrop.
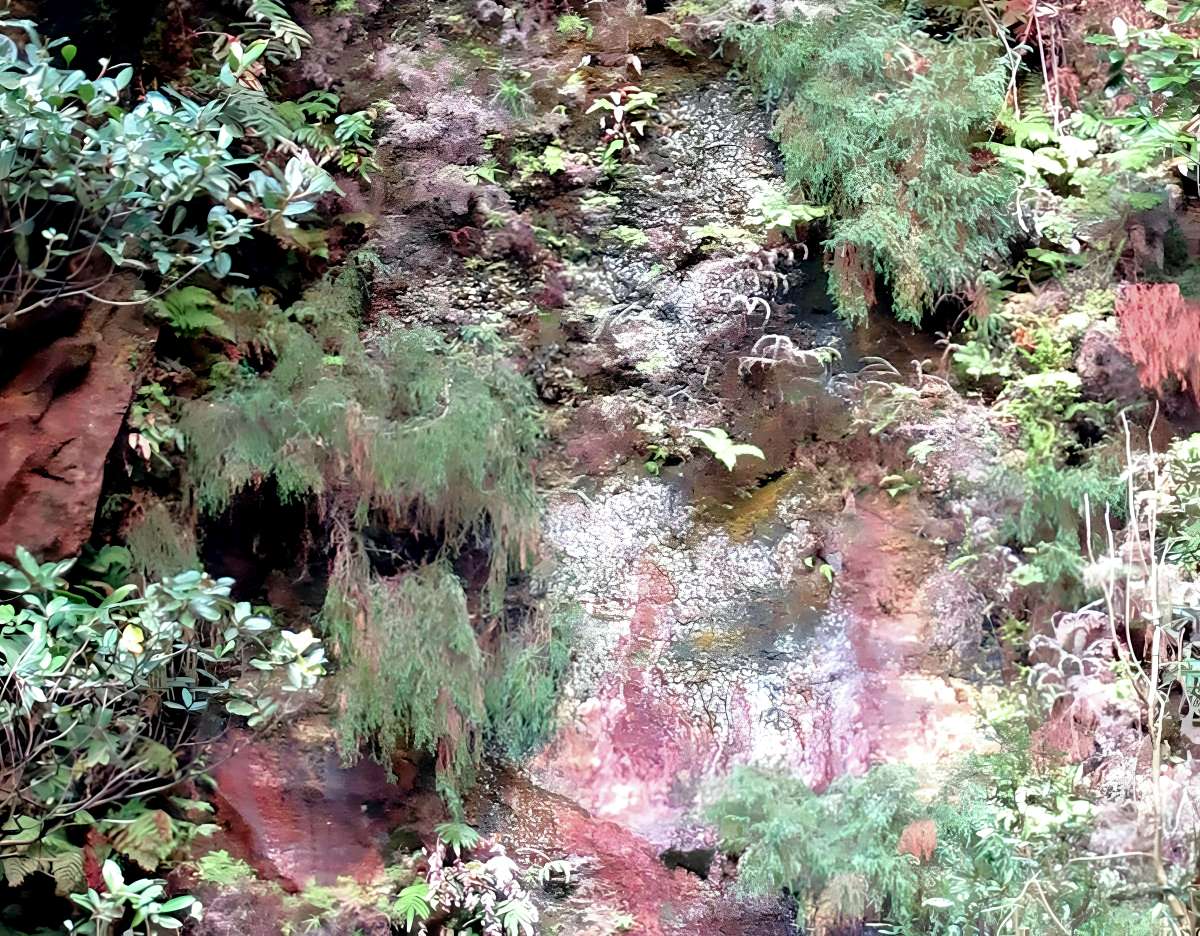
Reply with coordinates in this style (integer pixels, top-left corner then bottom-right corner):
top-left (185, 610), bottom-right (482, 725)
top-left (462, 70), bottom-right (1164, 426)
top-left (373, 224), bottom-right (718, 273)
top-left (0, 287), bottom-right (156, 561)
top-left (210, 720), bottom-right (419, 892)
top-left (1075, 318), bottom-right (1145, 407)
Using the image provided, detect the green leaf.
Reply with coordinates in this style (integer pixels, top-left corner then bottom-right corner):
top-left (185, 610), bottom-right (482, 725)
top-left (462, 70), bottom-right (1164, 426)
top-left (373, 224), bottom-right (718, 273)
top-left (686, 428), bottom-right (766, 471)
top-left (541, 144), bottom-right (566, 174)
top-left (153, 287), bottom-right (233, 340)
top-left (62, 44), bottom-right (77, 65)
top-left (435, 821), bottom-right (480, 856)
top-left (392, 881), bottom-right (431, 928)
top-left (102, 859), bottom-right (124, 894)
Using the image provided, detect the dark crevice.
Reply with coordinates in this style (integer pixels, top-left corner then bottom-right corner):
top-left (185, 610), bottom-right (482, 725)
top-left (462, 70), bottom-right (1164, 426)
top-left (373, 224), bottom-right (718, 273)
top-left (659, 846), bottom-right (715, 879)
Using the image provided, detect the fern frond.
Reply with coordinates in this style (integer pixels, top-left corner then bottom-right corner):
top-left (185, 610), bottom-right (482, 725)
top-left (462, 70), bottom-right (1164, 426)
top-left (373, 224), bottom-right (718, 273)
top-left (242, 0), bottom-right (311, 60)
top-left (50, 846), bottom-right (85, 896)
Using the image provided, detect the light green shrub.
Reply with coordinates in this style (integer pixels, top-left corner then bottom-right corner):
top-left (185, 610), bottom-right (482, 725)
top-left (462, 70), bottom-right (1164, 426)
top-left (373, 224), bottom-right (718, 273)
top-left (732, 3), bottom-right (1018, 323)
top-left (0, 16), bottom-right (349, 328)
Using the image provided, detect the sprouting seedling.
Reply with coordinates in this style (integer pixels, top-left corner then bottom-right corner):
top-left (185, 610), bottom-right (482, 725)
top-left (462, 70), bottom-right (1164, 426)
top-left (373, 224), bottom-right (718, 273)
top-left (686, 427), bottom-right (765, 471)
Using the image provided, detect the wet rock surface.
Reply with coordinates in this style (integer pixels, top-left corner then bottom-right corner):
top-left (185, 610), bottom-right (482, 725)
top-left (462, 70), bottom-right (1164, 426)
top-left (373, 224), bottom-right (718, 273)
top-left (210, 719), bottom-right (422, 891)
top-left (1075, 318), bottom-right (1146, 407)
top-left (196, 6), bottom-right (1019, 933)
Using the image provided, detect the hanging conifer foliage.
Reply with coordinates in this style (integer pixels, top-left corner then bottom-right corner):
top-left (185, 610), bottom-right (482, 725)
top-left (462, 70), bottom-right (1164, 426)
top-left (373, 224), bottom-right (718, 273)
top-left (177, 258), bottom-right (555, 807)
top-left (732, 2), bottom-right (1018, 324)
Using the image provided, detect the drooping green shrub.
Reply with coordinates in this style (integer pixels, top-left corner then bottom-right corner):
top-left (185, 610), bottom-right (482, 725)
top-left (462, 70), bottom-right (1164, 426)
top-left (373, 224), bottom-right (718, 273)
top-left (732, 3), bottom-right (1018, 323)
top-left (324, 559), bottom-right (487, 806)
top-left (710, 711), bottom-right (1165, 934)
top-left (180, 271), bottom-right (542, 588)
top-left (484, 603), bottom-right (575, 761)
top-left (323, 558), bottom-right (570, 809)
top-left (178, 260), bottom-right (549, 807)
top-left (124, 500), bottom-right (201, 582)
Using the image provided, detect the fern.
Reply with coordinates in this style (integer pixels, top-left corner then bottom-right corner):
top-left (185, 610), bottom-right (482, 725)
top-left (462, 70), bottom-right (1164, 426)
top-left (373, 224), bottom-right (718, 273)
top-left (107, 808), bottom-right (177, 872)
top-left (218, 88), bottom-right (297, 147)
top-left (49, 847), bottom-right (84, 897)
top-left (710, 764), bottom-right (924, 927)
top-left (2, 830), bottom-right (84, 896)
top-left (732, 4), bottom-right (1018, 324)
top-left (152, 286), bottom-right (233, 340)
top-left (686, 427), bottom-right (766, 471)
top-left (711, 725), bottom-right (1164, 935)
top-left (194, 850), bottom-right (256, 886)
top-left (497, 897), bottom-right (538, 936)
top-left (391, 880), bottom-right (431, 929)
top-left (434, 821), bottom-right (481, 856)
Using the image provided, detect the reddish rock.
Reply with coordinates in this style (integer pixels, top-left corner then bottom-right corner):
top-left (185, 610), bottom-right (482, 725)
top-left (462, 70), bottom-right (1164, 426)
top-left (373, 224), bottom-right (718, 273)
top-left (210, 721), bottom-right (419, 891)
top-left (482, 766), bottom-right (792, 936)
top-left (0, 287), bottom-right (156, 560)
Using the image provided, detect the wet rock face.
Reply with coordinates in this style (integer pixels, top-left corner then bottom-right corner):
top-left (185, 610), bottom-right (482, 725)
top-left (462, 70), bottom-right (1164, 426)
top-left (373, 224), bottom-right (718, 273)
top-left (535, 473), bottom-right (985, 856)
top-left (210, 722), bottom-right (418, 891)
top-left (919, 560), bottom-right (1008, 675)
top-left (0, 291), bottom-right (155, 560)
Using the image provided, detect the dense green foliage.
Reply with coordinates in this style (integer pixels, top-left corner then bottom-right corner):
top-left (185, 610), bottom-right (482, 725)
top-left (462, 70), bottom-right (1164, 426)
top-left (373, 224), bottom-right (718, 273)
top-left (733, 3), bottom-right (1018, 323)
top-left (999, 370), bottom-right (1124, 590)
top-left (710, 710), bottom-right (1165, 934)
top-left (14, 0), bottom-right (1200, 931)
top-left (324, 562), bottom-right (488, 806)
top-left (323, 564), bottom-right (569, 808)
top-left (0, 16), bottom-right (338, 327)
top-left (175, 258), bottom-right (548, 807)
top-left (0, 548), bottom-right (322, 899)
top-left (180, 263), bottom-right (541, 586)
